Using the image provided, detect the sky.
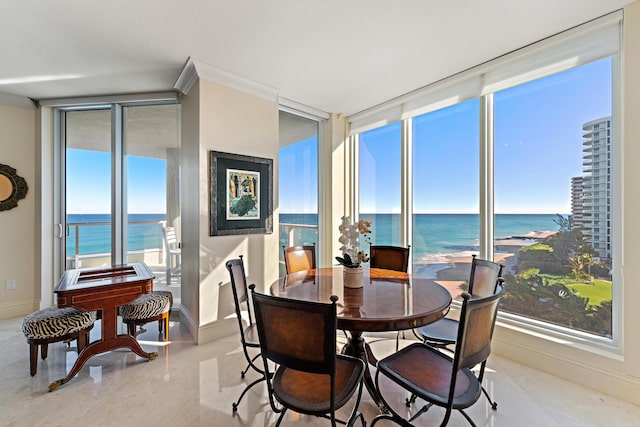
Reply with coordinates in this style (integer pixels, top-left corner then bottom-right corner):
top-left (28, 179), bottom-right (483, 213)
top-left (67, 57), bottom-right (612, 217)
top-left (358, 57), bottom-right (612, 215)
top-left (66, 152), bottom-right (167, 214)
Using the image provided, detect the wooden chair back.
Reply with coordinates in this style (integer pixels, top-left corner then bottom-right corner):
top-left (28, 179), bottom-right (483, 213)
top-left (454, 284), bottom-right (505, 373)
top-left (283, 244), bottom-right (316, 274)
top-left (369, 245), bottom-right (410, 272)
top-left (468, 254), bottom-right (503, 298)
top-left (251, 288), bottom-right (338, 375)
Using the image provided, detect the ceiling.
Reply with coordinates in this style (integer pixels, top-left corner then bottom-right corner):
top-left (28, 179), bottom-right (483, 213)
top-left (1, 0), bottom-right (635, 116)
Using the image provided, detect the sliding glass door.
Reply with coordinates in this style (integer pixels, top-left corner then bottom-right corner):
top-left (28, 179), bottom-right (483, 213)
top-left (278, 110), bottom-right (319, 275)
top-left (64, 109), bottom-right (113, 269)
top-left (61, 102), bottom-right (181, 299)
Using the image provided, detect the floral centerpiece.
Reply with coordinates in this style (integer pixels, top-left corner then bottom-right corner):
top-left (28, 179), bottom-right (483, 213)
top-left (336, 216), bottom-right (372, 288)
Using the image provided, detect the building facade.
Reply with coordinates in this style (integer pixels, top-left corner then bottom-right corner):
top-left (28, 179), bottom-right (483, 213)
top-left (572, 117), bottom-right (612, 259)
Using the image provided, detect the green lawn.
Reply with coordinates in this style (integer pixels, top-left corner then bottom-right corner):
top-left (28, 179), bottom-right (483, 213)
top-left (542, 275), bottom-right (612, 307)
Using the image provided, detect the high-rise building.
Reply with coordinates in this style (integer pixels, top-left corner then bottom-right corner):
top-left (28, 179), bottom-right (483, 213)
top-left (571, 176), bottom-right (585, 229)
top-left (573, 117), bottom-right (611, 259)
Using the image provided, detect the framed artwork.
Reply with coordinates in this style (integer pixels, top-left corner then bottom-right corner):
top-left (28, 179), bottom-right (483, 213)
top-left (209, 151), bottom-right (273, 236)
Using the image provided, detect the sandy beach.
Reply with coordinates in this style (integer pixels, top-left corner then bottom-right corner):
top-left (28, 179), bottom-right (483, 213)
top-left (413, 231), bottom-right (554, 299)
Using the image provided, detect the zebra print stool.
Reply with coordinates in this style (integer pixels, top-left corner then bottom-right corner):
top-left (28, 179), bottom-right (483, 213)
top-left (119, 291), bottom-right (173, 341)
top-left (22, 307), bottom-right (97, 376)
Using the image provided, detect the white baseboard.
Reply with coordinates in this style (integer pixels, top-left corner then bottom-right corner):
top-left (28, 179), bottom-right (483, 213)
top-left (0, 299), bottom-right (39, 320)
top-left (197, 318), bottom-right (236, 344)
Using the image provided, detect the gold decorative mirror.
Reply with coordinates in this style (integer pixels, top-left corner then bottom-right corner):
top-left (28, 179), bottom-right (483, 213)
top-left (0, 164), bottom-right (28, 211)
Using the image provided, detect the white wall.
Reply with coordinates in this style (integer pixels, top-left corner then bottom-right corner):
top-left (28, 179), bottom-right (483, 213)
top-left (0, 103), bottom-right (36, 318)
top-left (179, 76), bottom-right (280, 343)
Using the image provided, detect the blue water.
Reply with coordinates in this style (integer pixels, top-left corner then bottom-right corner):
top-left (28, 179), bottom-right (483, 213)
top-left (279, 213), bottom-right (561, 263)
top-left (66, 214), bottom-right (166, 257)
top-left (70, 212), bottom-right (561, 262)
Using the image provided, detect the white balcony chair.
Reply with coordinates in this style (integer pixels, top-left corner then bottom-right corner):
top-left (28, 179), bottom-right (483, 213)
top-left (162, 225), bottom-right (181, 285)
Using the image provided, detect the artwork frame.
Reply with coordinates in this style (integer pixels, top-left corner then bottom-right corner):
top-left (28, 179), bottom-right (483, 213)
top-left (209, 151), bottom-right (273, 236)
top-left (0, 163), bottom-right (28, 212)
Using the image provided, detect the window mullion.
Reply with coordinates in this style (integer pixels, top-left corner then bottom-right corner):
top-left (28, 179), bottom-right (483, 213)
top-left (480, 94), bottom-right (494, 260)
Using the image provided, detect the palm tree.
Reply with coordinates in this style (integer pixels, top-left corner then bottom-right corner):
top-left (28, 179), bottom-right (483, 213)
top-left (568, 255), bottom-right (585, 280)
top-left (582, 253), bottom-right (594, 279)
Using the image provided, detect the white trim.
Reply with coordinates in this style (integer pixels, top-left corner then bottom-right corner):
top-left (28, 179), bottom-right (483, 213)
top-left (197, 317), bottom-right (236, 344)
top-left (279, 97), bottom-right (330, 121)
top-left (0, 92), bottom-right (35, 109)
top-left (173, 58), bottom-right (199, 95)
top-left (479, 94), bottom-right (494, 259)
top-left (39, 92), bottom-right (178, 108)
top-left (176, 57), bottom-right (279, 102)
top-left (400, 118), bottom-right (412, 252)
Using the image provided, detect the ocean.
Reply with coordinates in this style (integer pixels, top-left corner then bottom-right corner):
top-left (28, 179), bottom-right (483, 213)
top-left (66, 214), bottom-right (166, 257)
top-left (68, 212), bottom-right (561, 264)
top-left (279, 213), bottom-right (562, 264)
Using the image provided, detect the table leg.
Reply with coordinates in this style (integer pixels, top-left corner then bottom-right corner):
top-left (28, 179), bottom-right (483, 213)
top-left (48, 309), bottom-right (158, 391)
top-left (341, 330), bottom-right (387, 412)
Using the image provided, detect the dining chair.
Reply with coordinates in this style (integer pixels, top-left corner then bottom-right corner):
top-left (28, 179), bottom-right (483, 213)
top-left (225, 256), bottom-right (269, 412)
top-left (369, 244), bottom-right (411, 273)
top-left (249, 284), bottom-right (366, 427)
top-left (413, 254), bottom-right (503, 409)
top-left (369, 244), bottom-right (411, 350)
top-left (283, 243), bottom-right (316, 274)
top-left (371, 283), bottom-right (505, 427)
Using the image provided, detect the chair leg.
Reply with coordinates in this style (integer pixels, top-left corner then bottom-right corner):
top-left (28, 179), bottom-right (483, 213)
top-left (29, 343), bottom-right (38, 376)
top-left (127, 321), bottom-right (137, 338)
top-left (77, 329), bottom-right (88, 353)
top-left (477, 361), bottom-right (498, 409)
top-left (158, 318), bottom-right (164, 339)
top-left (232, 375), bottom-right (267, 412)
top-left (41, 343), bottom-right (49, 360)
top-left (481, 385), bottom-right (498, 410)
top-left (161, 312), bottom-right (170, 341)
top-left (241, 351), bottom-right (263, 378)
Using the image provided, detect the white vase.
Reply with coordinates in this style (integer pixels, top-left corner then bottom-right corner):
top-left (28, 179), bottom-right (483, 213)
top-left (343, 266), bottom-right (364, 288)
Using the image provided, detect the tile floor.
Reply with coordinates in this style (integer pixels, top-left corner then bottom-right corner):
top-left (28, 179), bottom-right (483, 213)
top-left (2, 313), bottom-right (640, 427)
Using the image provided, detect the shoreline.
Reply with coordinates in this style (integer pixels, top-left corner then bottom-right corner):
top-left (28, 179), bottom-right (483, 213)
top-left (413, 231), bottom-right (554, 280)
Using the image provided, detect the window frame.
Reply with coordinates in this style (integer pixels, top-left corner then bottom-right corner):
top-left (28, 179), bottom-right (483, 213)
top-left (346, 13), bottom-right (623, 354)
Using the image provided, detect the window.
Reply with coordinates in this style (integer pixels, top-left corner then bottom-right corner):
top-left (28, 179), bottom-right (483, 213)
top-left (61, 101), bottom-right (181, 301)
top-left (358, 122), bottom-right (401, 245)
top-left (278, 110), bottom-right (319, 275)
top-left (412, 99), bottom-right (479, 286)
top-left (493, 61), bottom-right (613, 339)
top-left (347, 12), bottom-right (620, 344)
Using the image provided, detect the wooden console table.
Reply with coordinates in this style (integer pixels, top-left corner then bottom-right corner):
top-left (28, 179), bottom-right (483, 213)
top-left (49, 263), bottom-right (156, 391)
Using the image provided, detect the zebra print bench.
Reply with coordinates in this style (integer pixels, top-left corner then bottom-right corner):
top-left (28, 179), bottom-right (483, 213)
top-left (22, 307), bottom-right (97, 376)
top-left (119, 291), bottom-right (173, 341)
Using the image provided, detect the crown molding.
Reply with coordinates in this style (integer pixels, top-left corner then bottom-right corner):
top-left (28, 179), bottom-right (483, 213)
top-left (279, 97), bottom-right (329, 120)
top-left (174, 57), bottom-right (279, 101)
top-left (173, 58), bottom-right (199, 95)
top-left (0, 92), bottom-right (36, 109)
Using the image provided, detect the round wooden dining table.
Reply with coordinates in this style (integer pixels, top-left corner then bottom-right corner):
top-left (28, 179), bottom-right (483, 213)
top-left (270, 266), bottom-right (452, 409)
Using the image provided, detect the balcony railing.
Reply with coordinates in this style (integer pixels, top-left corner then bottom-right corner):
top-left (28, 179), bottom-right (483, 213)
top-left (279, 222), bottom-right (319, 248)
top-left (66, 220), bottom-right (164, 268)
